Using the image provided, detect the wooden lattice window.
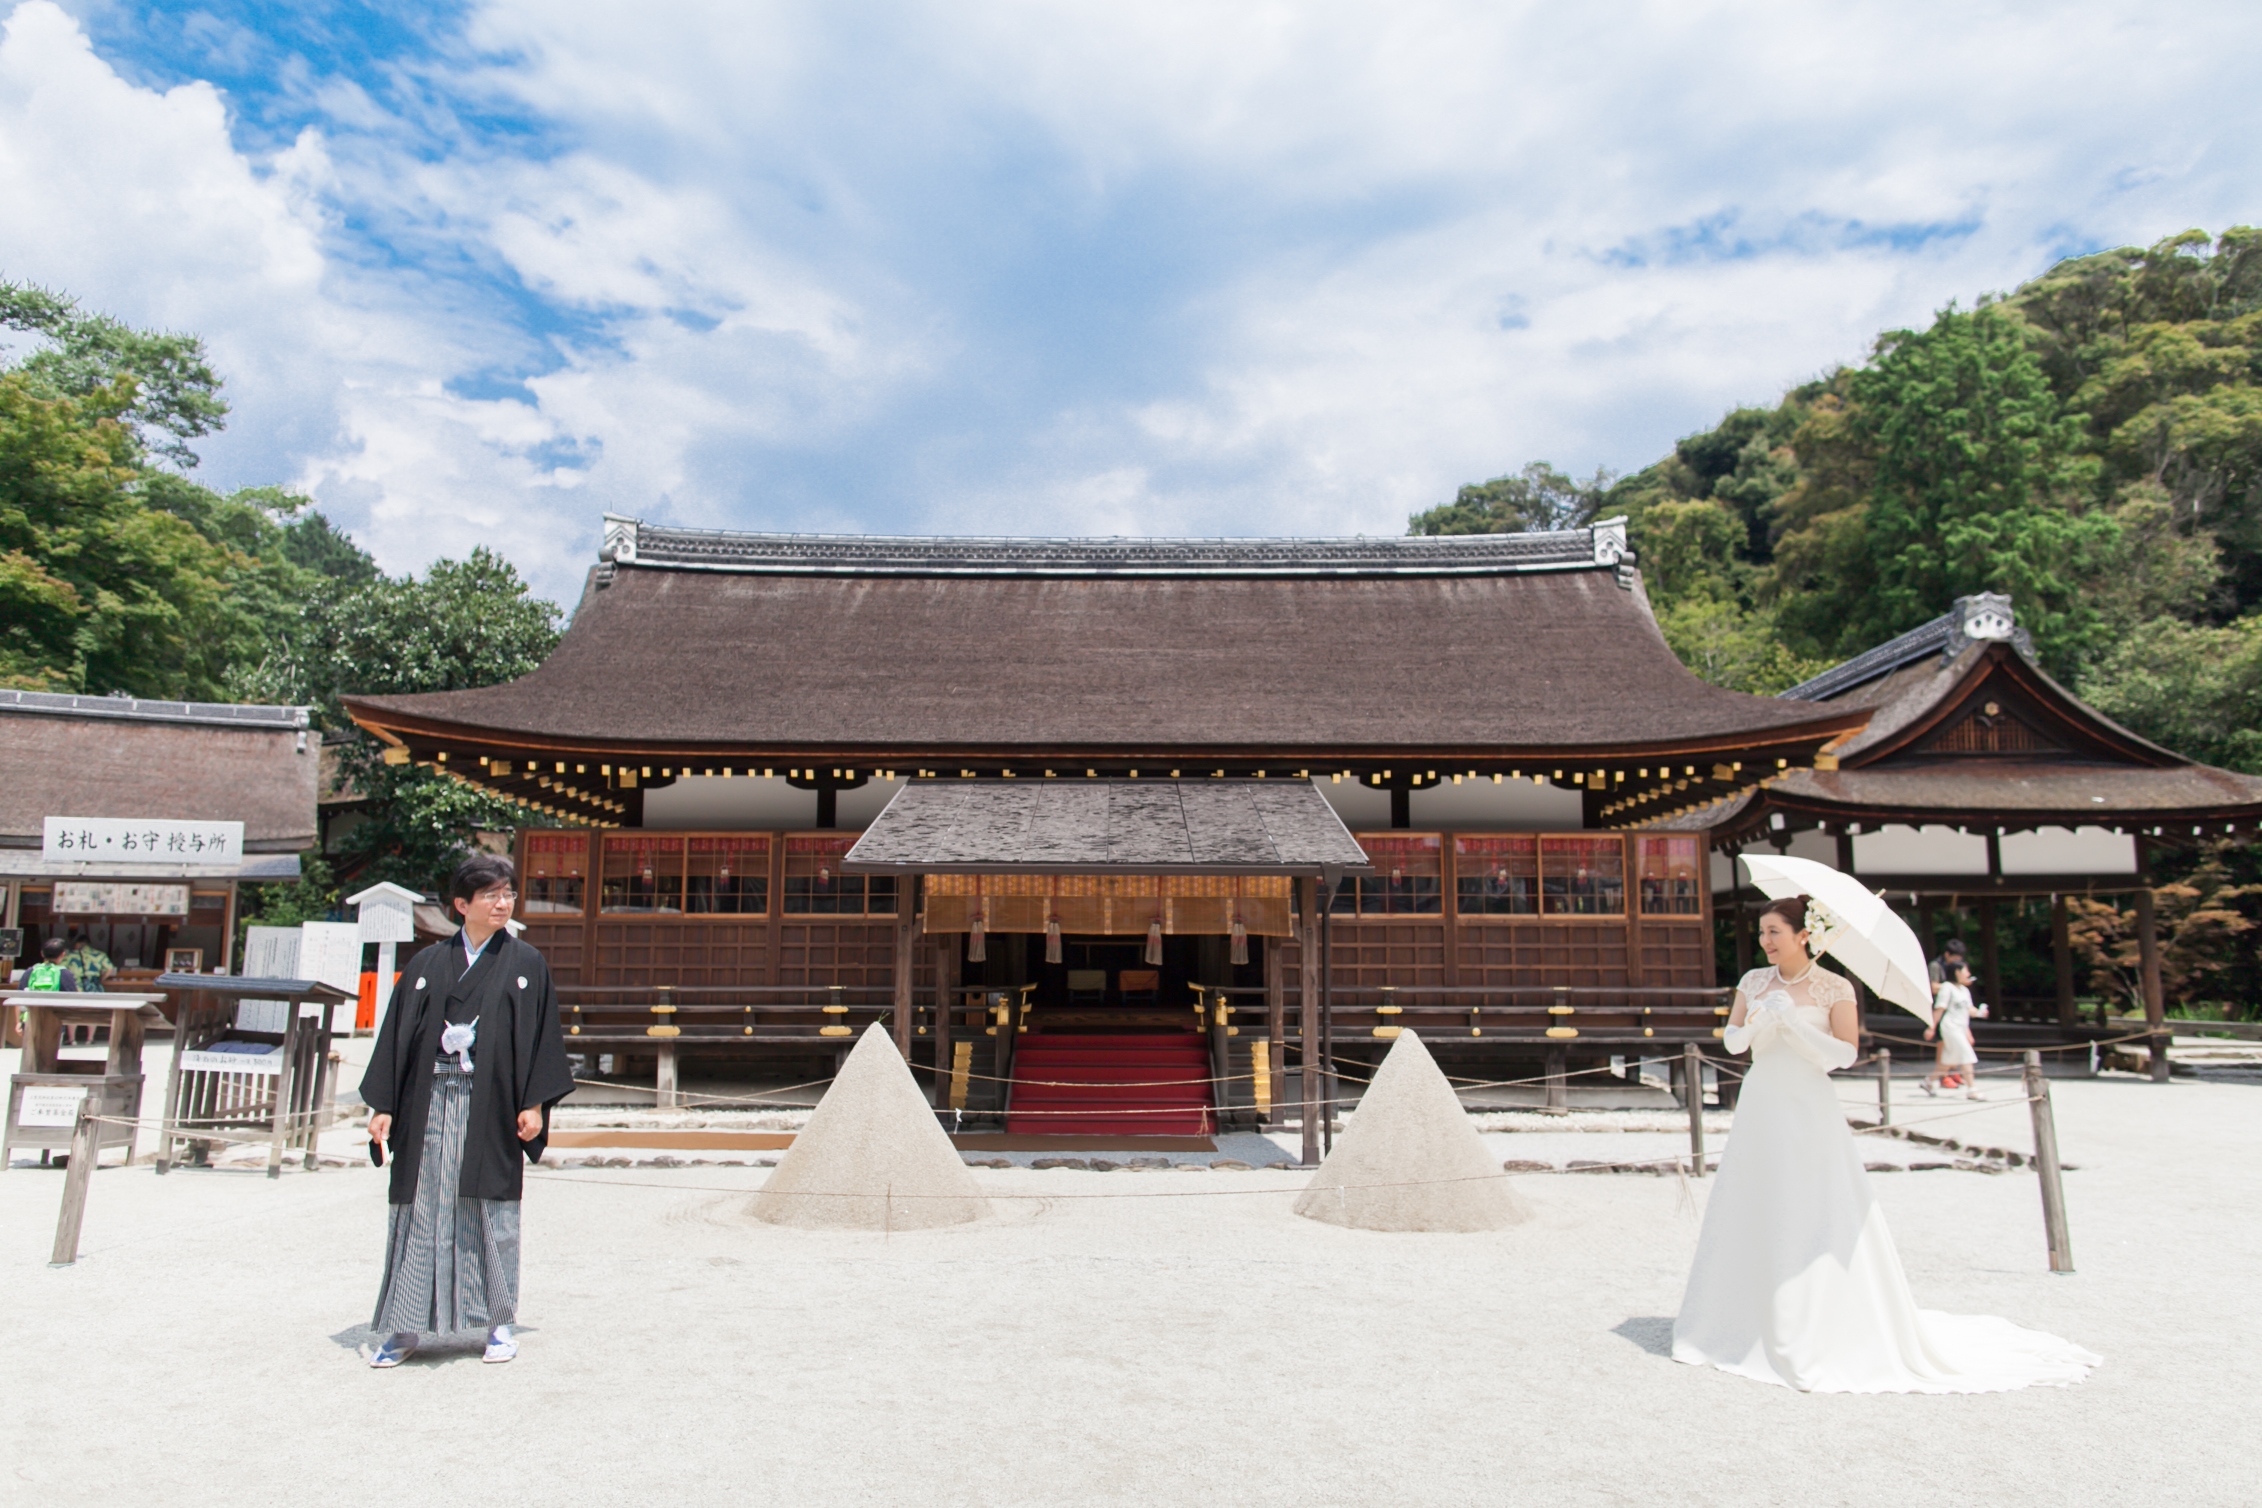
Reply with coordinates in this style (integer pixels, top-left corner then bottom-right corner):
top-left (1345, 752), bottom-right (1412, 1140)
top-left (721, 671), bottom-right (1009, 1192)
top-left (1541, 836), bottom-right (1625, 916)
top-left (1456, 835), bottom-right (1538, 915)
top-left (523, 832), bottom-right (589, 914)
top-left (1932, 699), bottom-right (2059, 755)
top-left (1333, 835), bottom-right (1442, 915)
top-left (1637, 837), bottom-right (1702, 915)
top-left (601, 834), bottom-right (685, 913)
top-left (784, 835), bottom-right (896, 915)
top-left (687, 835), bottom-right (770, 916)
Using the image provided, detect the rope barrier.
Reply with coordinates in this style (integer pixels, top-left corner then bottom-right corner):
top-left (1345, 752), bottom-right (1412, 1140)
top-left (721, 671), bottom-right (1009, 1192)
top-left (523, 1168), bottom-right (1523, 1201)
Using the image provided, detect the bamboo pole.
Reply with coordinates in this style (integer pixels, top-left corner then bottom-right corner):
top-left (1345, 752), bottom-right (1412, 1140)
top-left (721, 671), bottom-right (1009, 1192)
top-left (2023, 1050), bottom-right (2074, 1273)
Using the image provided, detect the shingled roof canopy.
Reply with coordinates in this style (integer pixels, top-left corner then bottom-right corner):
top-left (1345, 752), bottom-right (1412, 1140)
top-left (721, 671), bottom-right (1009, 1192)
top-left (1659, 604), bottom-right (2262, 841)
top-left (345, 519), bottom-right (1863, 761)
top-left (842, 780), bottom-right (1374, 877)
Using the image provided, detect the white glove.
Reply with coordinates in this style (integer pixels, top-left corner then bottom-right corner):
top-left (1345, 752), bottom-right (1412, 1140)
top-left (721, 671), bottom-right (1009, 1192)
top-left (1725, 990), bottom-right (1790, 1055)
top-left (1776, 1008), bottom-right (1857, 1072)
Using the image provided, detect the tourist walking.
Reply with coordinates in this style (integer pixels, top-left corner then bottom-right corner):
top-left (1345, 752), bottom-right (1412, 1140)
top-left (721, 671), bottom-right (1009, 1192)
top-left (361, 855), bottom-right (574, 1368)
top-left (1924, 961), bottom-right (1987, 1099)
top-left (1928, 936), bottom-right (1967, 990)
top-left (1672, 894), bottom-right (2097, 1392)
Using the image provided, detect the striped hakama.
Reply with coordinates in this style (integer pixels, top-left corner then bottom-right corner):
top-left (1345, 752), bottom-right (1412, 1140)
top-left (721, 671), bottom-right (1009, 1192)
top-left (372, 1063), bottom-right (521, 1335)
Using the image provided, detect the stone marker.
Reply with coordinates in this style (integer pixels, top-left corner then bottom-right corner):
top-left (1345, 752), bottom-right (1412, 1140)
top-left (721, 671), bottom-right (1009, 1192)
top-left (1294, 1030), bottom-right (1530, 1232)
top-left (753, 1023), bottom-right (991, 1229)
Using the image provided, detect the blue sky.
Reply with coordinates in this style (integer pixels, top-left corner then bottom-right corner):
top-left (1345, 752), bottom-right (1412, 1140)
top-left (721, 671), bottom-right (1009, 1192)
top-left (4, 1), bottom-right (2259, 602)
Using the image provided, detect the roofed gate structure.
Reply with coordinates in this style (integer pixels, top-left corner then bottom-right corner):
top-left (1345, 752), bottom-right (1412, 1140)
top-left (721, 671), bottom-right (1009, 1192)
top-left (346, 515), bottom-right (1869, 1142)
top-left (1652, 594), bottom-right (2262, 1079)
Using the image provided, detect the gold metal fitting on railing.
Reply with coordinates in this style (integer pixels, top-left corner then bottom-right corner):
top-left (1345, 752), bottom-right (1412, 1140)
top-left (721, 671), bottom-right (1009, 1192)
top-left (646, 988), bottom-right (680, 1037)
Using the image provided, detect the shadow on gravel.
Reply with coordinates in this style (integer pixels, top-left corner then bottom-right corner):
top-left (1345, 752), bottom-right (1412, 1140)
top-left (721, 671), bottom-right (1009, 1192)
top-left (328, 1323), bottom-right (539, 1363)
top-left (1611, 1316), bottom-right (1673, 1357)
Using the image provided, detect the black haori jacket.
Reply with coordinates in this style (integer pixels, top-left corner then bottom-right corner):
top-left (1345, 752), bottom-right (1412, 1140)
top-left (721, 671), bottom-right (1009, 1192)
top-left (359, 932), bottom-right (575, 1203)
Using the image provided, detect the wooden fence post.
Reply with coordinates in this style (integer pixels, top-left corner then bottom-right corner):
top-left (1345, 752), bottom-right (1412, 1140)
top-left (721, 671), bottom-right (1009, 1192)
top-left (50, 1100), bottom-right (100, 1267)
top-left (2135, 884), bottom-right (2170, 1083)
top-left (1876, 1046), bottom-right (1892, 1127)
top-left (1683, 1042), bottom-right (1706, 1178)
top-left (1298, 879), bottom-right (1321, 1168)
top-left (2023, 1050), bottom-right (2074, 1273)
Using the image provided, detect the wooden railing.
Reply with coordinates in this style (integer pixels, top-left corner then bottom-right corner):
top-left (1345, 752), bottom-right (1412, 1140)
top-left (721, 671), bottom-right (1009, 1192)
top-left (554, 983), bottom-right (894, 1044)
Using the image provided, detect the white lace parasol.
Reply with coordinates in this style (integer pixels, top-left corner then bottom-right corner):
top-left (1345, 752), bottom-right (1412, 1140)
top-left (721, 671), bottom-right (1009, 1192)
top-left (1740, 854), bottom-right (1932, 1019)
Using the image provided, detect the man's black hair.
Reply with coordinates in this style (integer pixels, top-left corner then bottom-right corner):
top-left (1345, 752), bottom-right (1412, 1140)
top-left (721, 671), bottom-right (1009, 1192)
top-left (449, 852), bottom-right (518, 906)
top-left (41, 937), bottom-right (65, 960)
top-left (1941, 937), bottom-right (1967, 955)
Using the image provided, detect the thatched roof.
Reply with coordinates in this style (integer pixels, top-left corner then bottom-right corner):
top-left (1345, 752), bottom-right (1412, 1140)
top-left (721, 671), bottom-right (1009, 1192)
top-left (347, 521), bottom-right (1861, 763)
top-left (0, 691), bottom-right (318, 855)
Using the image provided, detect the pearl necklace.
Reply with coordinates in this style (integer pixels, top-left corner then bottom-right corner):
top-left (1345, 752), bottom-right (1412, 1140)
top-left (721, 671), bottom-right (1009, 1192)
top-left (1775, 961), bottom-right (1816, 987)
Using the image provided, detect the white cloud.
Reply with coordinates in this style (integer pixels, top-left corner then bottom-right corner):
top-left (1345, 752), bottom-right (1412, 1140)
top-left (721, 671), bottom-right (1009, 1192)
top-left (4, 0), bottom-right (2260, 601)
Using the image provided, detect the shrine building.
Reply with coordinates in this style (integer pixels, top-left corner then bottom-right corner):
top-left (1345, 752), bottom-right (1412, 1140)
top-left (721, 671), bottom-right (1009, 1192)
top-left (343, 514), bottom-right (2261, 1128)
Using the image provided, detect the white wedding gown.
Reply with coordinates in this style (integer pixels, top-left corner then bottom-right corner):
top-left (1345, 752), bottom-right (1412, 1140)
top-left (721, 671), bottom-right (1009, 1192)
top-left (1671, 964), bottom-right (2099, 1393)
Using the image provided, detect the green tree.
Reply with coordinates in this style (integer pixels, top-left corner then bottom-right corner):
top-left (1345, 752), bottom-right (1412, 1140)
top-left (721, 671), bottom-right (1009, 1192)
top-left (2080, 613), bottom-right (2262, 773)
top-left (1773, 305), bottom-right (2116, 669)
top-left (0, 281), bottom-right (228, 467)
top-left (1410, 462), bottom-right (1611, 535)
top-left (290, 549), bottom-right (564, 894)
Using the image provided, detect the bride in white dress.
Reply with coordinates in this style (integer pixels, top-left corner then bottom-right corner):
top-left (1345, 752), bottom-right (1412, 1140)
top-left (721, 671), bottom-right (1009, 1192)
top-left (1671, 894), bottom-right (2099, 1393)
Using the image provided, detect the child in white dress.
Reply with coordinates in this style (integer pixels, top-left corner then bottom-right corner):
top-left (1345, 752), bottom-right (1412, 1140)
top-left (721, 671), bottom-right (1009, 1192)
top-left (1924, 961), bottom-right (1987, 1099)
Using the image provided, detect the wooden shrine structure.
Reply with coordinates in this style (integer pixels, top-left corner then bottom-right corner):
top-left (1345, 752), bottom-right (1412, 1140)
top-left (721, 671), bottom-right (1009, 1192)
top-left (1656, 593), bottom-right (2262, 1075)
top-left (342, 516), bottom-right (1877, 1119)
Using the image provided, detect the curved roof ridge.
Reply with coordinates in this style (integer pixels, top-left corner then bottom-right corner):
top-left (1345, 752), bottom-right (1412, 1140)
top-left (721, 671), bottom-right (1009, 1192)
top-left (1781, 592), bottom-right (2035, 703)
top-left (598, 513), bottom-right (1635, 578)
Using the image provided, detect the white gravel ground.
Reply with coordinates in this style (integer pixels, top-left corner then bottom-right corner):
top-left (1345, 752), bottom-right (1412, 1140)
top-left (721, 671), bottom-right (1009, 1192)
top-left (2, 1072), bottom-right (2255, 1507)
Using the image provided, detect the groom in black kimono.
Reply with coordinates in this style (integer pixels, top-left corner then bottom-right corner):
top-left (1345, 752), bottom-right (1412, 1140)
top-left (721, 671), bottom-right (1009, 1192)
top-left (362, 853), bottom-right (574, 1367)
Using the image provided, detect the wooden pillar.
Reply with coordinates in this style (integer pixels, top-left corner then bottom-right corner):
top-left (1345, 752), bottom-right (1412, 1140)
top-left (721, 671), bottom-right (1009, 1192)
top-left (1264, 934), bottom-right (1285, 1128)
top-left (2051, 894), bottom-right (2077, 1029)
top-left (1297, 878), bottom-right (1322, 1167)
top-left (931, 935), bottom-right (957, 1109)
top-left (2135, 882), bottom-right (2169, 1083)
top-left (1319, 900), bottom-right (1335, 1155)
top-left (1976, 900), bottom-right (2000, 1015)
top-left (891, 876), bottom-right (918, 1058)
top-left (1834, 826), bottom-right (1854, 874)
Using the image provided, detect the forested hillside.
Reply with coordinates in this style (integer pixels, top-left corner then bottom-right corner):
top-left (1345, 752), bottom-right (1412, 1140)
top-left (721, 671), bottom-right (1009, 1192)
top-left (1416, 228), bottom-right (2262, 775)
top-left (1412, 228), bottom-right (2262, 1016)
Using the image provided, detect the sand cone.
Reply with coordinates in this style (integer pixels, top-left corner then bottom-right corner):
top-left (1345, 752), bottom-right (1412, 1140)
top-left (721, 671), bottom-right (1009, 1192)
top-left (753, 1023), bottom-right (991, 1230)
top-left (1293, 1030), bottom-right (1527, 1232)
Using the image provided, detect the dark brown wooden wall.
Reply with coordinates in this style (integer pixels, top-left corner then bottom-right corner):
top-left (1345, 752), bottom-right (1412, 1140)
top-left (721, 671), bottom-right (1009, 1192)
top-left (517, 828), bottom-right (1713, 995)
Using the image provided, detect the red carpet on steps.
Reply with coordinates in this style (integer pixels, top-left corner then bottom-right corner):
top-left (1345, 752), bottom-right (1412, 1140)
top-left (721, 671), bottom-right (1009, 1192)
top-left (1006, 1034), bottom-right (1214, 1136)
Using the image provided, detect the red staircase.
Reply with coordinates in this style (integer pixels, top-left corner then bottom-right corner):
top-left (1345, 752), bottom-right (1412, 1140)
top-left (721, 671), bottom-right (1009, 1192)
top-left (1006, 1034), bottom-right (1214, 1136)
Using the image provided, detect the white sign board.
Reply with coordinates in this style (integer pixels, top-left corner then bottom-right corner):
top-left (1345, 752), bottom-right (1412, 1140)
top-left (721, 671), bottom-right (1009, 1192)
top-left (351, 888), bottom-right (419, 945)
top-left (53, 881), bottom-right (191, 916)
top-left (297, 922), bottom-right (365, 996)
top-left (181, 1047), bottom-right (283, 1075)
top-left (233, 999), bottom-right (291, 1034)
top-left (43, 817), bottom-right (243, 865)
top-left (242, 926), bottom-right (302, 981)
top-left (17, 1085), bottom-right (88, 1128)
